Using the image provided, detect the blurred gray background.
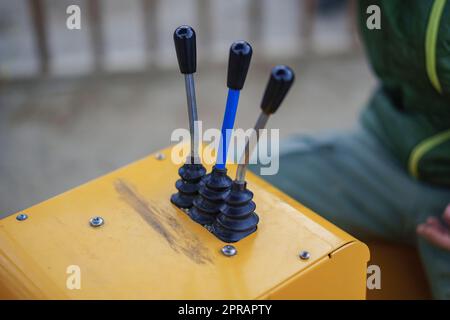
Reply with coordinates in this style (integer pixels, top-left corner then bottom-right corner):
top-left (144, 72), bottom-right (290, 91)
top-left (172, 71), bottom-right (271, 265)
top-left (0, 0), bottom-right (376, 216)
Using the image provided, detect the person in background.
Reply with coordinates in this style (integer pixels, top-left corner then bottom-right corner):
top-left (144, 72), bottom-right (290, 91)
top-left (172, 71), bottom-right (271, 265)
top-left (256, 0), bottom-right (450, 299)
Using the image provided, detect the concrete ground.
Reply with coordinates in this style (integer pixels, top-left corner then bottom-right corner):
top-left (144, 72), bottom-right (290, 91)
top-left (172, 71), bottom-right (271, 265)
top-left (0, 53), bottom-right (376, 216)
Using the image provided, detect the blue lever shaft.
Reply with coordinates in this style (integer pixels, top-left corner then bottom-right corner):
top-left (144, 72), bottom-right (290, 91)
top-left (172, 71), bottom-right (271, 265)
top-left (216, 88), bottom-right (240, 169)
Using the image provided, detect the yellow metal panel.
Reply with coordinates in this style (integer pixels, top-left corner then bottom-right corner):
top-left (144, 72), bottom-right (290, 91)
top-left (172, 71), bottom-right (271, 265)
top-left (0, 146), bottom-right (369, 299)
top-left (262, 241), bottom-right (369, 300)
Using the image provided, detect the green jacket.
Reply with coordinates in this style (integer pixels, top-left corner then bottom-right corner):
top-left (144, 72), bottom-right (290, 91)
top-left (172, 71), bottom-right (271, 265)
top-left (358, 0), bottom-right (450, 186)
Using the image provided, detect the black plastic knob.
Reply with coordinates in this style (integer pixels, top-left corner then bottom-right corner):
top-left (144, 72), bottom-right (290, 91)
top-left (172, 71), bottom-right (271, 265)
top-left (173, 25), bottom-right (197, 74)
top-left (260, 65), bottom-right (295, 115)
top-left (227, 41), bottom-right (253, 90)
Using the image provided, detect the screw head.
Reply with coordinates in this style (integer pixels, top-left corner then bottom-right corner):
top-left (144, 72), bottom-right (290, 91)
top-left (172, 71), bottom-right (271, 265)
top-left (16, 213), bottom-right (28, 221)
top-left (89, 216), bottom-right (104, 227)
top-left (299, 250), bottom-right (310, 260)
top-left (221, 245), bottom-right (237, 257)
top-left (155, 153), bottom-right (165, 160)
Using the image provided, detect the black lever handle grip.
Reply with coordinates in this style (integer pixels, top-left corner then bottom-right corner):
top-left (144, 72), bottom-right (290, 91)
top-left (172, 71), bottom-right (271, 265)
top-left (227, 41), bottom-right (253, 90)
top-left (260, 65), bottom-right (295, 115)
top-left (173, 25), bottom-right (197, 74)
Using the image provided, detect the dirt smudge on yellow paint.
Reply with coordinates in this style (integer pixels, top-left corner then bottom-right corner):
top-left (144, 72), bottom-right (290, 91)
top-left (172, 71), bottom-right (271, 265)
top-left (114, 179), bottom-right (212, 264)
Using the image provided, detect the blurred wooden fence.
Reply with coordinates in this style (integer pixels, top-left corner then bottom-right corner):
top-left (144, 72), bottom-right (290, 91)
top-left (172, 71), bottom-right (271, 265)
top-left (0, 0), bottom-right (357, 79)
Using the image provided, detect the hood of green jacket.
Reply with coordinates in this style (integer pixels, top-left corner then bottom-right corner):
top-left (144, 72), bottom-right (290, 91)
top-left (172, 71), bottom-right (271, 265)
top-left (358, 0), bottom-right (450, 186)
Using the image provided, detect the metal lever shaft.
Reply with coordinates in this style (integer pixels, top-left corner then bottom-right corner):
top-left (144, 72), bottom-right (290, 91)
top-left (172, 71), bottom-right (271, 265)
top-left (235, 65), bottom-right (295, 182)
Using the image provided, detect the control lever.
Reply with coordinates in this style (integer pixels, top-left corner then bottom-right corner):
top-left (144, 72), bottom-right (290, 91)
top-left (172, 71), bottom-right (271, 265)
top-left (212, 65), bottom-right (295, 242)
top-left (189, 41), bottom-right (253, 225)
top-left (170, 25), bottom-right (206, 209)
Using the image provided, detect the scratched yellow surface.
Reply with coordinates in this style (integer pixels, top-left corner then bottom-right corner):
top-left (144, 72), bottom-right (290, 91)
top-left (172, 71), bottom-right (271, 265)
top-left (0, 147), bottom-right (369, 299)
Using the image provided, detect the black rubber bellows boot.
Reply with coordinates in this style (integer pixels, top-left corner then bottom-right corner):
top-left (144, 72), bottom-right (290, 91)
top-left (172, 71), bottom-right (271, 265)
top-left (212, 181), bottom-right (259, 243)
top-left (170, 156), bottom-right (206, 209)
top-left (189, 166), bottom-right (232, 225)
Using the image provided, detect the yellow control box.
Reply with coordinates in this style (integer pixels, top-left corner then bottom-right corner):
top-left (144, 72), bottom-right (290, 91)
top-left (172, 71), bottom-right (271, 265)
top-left (0, 147), bottom-right (369, 299)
